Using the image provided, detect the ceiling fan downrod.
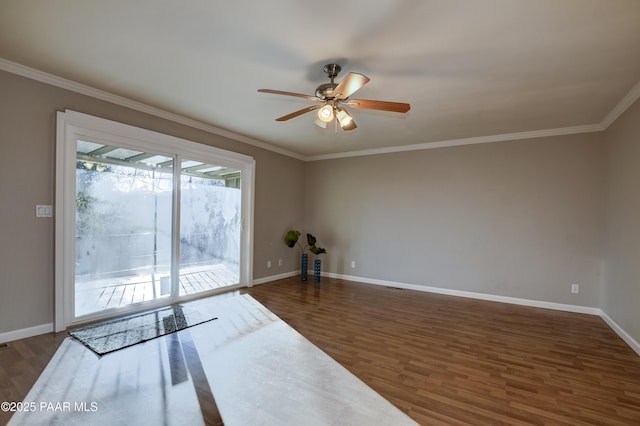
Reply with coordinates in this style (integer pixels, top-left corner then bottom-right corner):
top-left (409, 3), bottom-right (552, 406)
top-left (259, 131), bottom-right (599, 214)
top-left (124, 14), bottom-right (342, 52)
top-left (323, 63), bottom-right (341, 83)
top-left (315, 64), bottom-right (342, 100)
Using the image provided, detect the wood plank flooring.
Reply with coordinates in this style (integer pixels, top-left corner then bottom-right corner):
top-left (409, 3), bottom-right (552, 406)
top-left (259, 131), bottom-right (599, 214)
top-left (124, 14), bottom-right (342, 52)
top-left (7, 294), bottom-right (414, 425)
top-left (246, 277), bottom-right (640, 425)
top-left (2, 277), bottom-right (640, 425)
top-left (0, 332), bottom-right (67, 425)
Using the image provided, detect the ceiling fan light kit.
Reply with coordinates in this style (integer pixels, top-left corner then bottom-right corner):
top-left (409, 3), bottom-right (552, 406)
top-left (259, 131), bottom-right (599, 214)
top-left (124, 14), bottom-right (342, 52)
top-left (317, 104), bottom-right (334, 122)
top-left (335, 107), bottom-right (356, 130)
top-left (314, 118), bottom-right (328, 129)
top-left (258, 63), bottom-right (410, 132)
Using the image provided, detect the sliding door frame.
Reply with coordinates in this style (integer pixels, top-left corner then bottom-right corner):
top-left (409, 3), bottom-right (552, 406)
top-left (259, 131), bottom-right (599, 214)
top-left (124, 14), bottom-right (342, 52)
top-left (55, 110), bottom-right (254, 332)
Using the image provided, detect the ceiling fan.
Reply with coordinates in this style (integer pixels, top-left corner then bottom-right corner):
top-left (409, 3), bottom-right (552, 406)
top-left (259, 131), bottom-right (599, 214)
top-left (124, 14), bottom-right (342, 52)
top-left (258, 63), bottom-right (410, 131)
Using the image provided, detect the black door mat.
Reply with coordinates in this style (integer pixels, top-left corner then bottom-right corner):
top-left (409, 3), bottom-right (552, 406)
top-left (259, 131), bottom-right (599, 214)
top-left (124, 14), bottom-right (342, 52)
top-left (69, 305), bottom-right (217, 355)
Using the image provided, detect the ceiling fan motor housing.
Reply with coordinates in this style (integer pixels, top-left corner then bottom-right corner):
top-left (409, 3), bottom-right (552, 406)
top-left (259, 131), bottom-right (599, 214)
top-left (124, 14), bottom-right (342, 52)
top-left (315, 63), bottom-right (342, 99)
top-left (315, 83), bottom-right (338, 100)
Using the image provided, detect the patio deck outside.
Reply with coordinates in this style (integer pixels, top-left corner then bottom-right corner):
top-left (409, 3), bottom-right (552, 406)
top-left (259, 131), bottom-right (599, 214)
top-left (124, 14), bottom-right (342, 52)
top-left (75, 263), bottom-right (239, 317)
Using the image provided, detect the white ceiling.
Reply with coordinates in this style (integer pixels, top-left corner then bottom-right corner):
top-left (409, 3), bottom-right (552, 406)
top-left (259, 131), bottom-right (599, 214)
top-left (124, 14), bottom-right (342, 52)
top-left (2, 0), bottom-right (640, 159)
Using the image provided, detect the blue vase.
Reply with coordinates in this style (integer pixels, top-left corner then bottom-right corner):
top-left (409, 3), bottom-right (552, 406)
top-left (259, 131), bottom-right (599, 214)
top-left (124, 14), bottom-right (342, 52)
top-left (314, 258), bottom-right (321, 283)
top-left (300, 254), bottom-right (308, 282)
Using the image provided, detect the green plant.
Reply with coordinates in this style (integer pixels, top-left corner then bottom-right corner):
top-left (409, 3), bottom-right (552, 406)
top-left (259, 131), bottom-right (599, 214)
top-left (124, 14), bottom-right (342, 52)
top-left (283, 230), bottom-right (327, 256)
top-left (284, 230), bottom-right (306, 254)
top-left (309, 245), bottom-right (327, 256)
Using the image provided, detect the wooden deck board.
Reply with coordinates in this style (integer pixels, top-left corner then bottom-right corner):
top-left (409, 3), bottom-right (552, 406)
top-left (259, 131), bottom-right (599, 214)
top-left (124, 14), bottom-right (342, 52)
top-left (75, 264), bottom-right (239, 316)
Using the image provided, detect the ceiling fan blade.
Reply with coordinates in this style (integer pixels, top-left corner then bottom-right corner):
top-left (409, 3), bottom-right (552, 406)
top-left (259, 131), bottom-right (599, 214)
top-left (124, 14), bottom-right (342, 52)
top-left (333, 72), bottom-right (370, 99)
top-left (258, 89), bottom-right (321, 101)
top-left (275, 105), bottom-right (320, 121)
top-left (345, 99), bottom-right (411, 113)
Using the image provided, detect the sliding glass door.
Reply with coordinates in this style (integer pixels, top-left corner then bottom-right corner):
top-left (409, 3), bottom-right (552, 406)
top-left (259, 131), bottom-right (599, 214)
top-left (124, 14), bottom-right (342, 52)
top-left (74, 141), bottom-right (175, 316)
top-left (179, 160), bottom-right (241, 297)
top-left (56, 110), bottom-right (254, 329)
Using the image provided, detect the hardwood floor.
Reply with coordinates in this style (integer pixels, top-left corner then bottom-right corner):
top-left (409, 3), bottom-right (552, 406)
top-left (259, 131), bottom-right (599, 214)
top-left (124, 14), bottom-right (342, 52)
top-left (0, 332), bottom-right (67, 425)
top-left (2, 277), bottom-right (640, 425)
top-left (2, 293), bottom-right (413, 425)
top-left (246, 277), bottom-right (640, 425)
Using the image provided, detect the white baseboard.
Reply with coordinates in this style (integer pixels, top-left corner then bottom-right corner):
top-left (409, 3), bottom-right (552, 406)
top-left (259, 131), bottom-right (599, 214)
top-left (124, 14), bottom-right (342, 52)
top-left (326, 273), bottom-right (640, 356)
top-left (325, 272), bottom-right (601, 315)
top-left (0, 323), bottom-right (54, 344)
top-left (252, 270), bottom-right (299, 286)
top-left (0, 272), bottom-right (299, 343)
top-left (3, 275), bottom-right (638, 359)
top-left (599, 311), bottom-right (640, 357)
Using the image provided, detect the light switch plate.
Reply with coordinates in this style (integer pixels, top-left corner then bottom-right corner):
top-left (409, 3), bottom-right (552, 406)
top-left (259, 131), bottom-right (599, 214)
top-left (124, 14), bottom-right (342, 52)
top-left (36, 205), bottom-right (53, 217)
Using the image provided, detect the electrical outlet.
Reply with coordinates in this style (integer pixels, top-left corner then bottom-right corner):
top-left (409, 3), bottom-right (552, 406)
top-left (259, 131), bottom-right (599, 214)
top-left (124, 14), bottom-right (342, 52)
top-left (278, 259), bottom-right (283, 267)
top-left (351, 260), bottom-right (356, 268)
top-left (267, 260), bottom-right (271, 268)
top-left (571, 284), bottom-right (579, 294)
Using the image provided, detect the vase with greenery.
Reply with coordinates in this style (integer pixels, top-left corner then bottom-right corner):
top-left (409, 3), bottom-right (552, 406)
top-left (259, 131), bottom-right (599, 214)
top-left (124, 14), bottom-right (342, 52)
top-left (284, 230), bottom-right (308, 281)
top-left (284, 230), bottom-right (326, 282)
top-left (310, 247), bottom-right (327, 283)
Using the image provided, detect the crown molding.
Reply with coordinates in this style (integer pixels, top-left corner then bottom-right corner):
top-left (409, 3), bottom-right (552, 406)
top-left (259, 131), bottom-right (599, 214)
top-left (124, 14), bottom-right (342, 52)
top-left (0, 58), bottom-right (305, 161)
top-left (600, 80), bottom-right (640, 130)
top-left (307, 78), bottom-right (640, 161)
top-left (306, 123), bottom-right (604, 161)
top-left (2, 58), bottom-right (638, 163)
top-left (310, 78), bottom-right (640, 161)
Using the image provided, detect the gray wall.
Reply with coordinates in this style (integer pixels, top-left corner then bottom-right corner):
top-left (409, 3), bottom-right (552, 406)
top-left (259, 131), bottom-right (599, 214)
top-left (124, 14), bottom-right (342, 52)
top-left (602, 97), bottom-right (640, 343)
top-left (2, 65), bottom-right (639, 347)
top-left (305, 133), bottom-right (605, 307)
top-left (0, 70), bottom-right (305, 333)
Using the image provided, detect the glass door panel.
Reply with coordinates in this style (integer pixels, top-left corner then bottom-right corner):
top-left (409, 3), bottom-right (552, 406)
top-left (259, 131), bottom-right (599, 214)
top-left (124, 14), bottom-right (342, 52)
top-left (75, 140), bottom-right (174, 317)
top-left (179, 160), bottom-right (241, 296)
